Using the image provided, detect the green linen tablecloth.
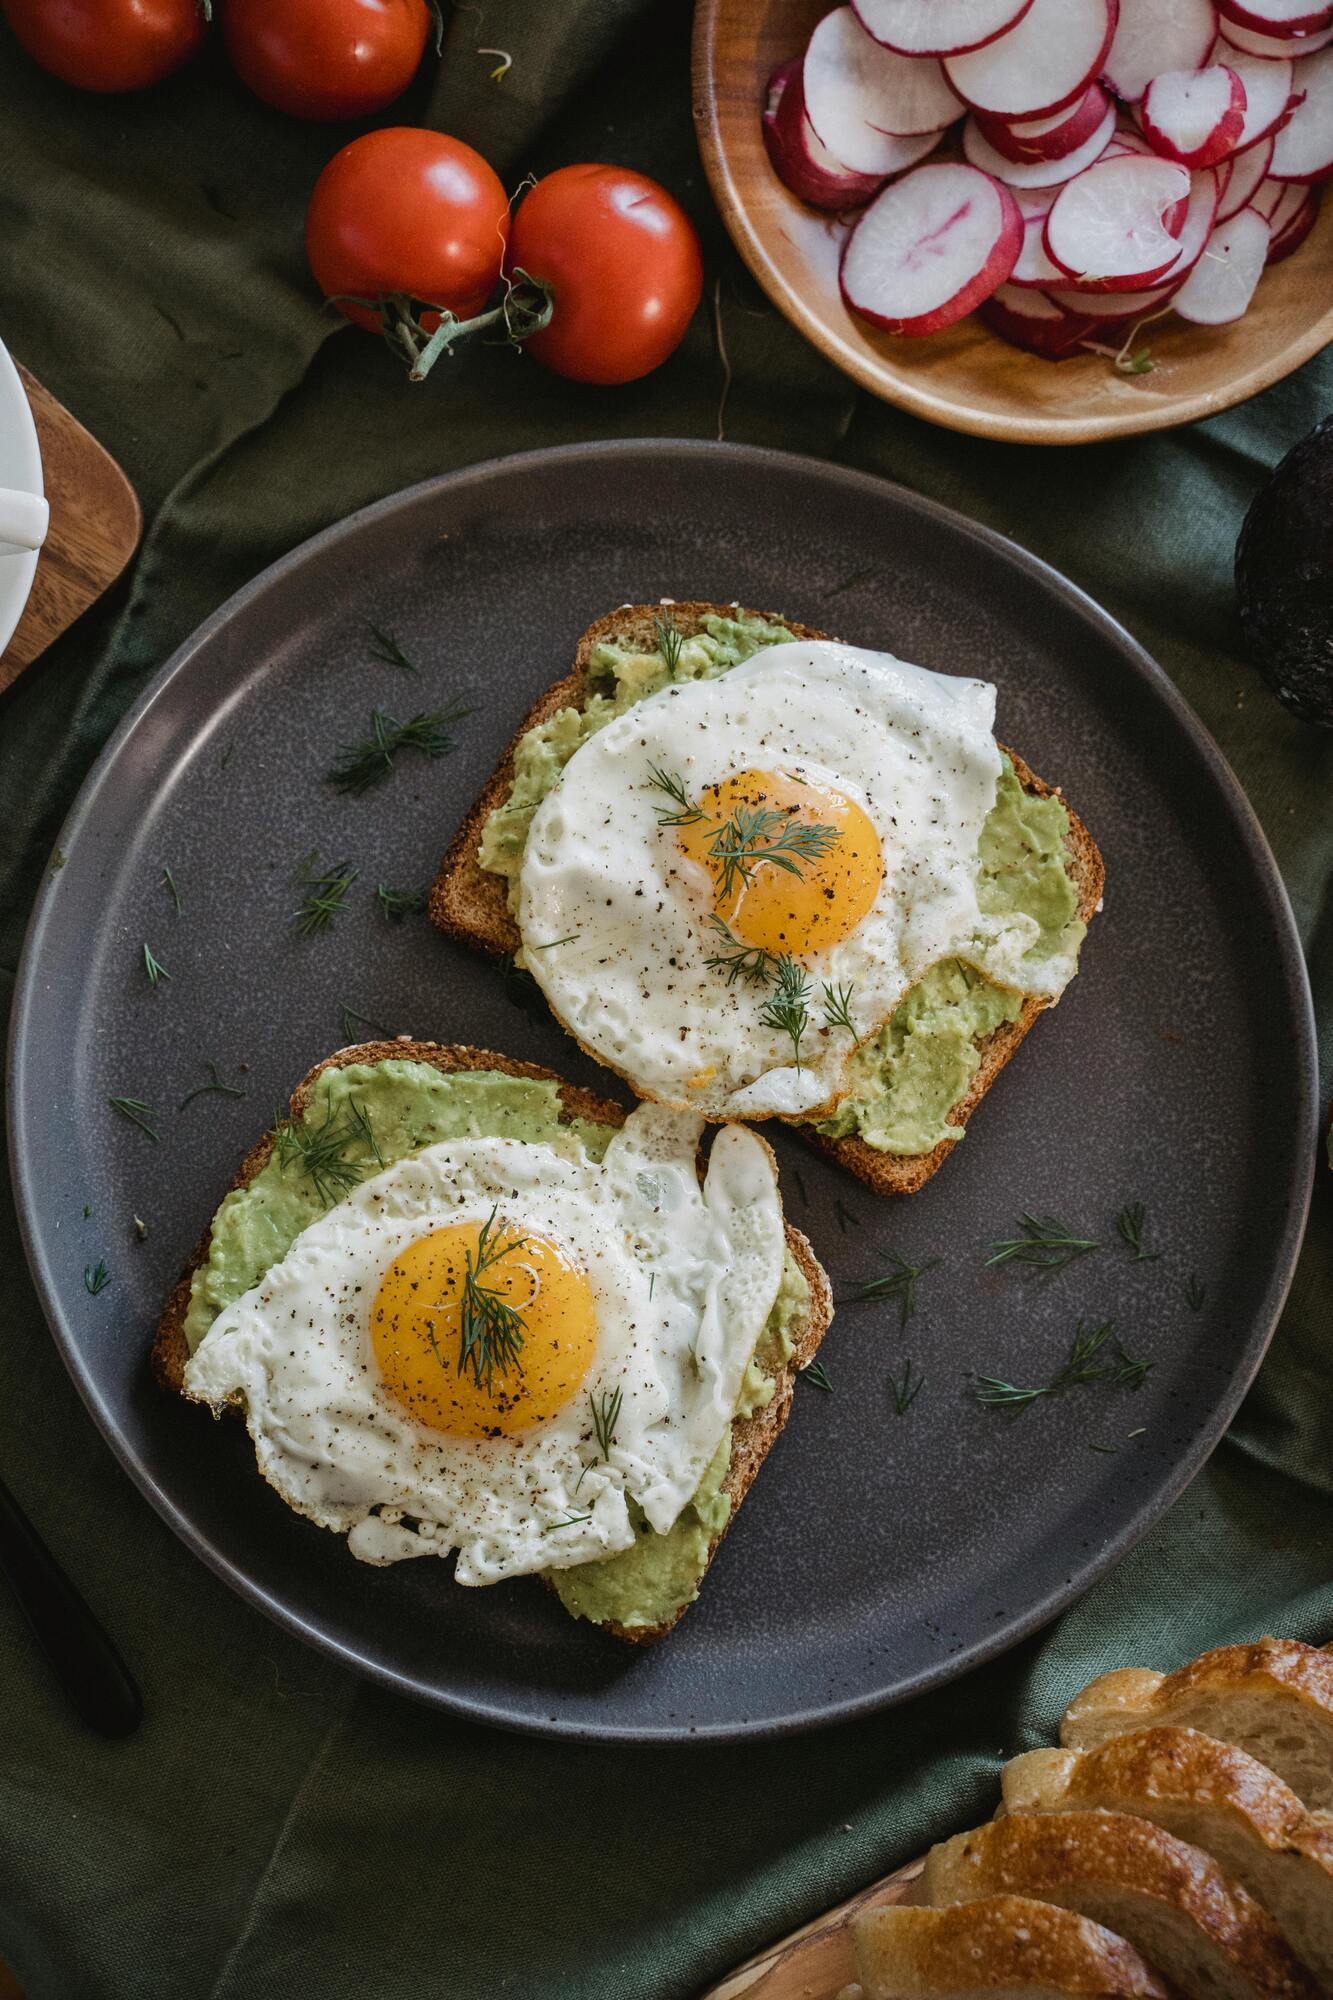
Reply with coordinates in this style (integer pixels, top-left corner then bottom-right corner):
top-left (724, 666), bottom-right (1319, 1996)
top-left (0, 5), bottom-right (1330, 1996)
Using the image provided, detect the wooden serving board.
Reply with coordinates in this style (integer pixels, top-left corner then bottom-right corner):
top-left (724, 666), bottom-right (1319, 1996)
top-left (0, 364), bottom-right (141, 696)
top-left (701, 1856), bottom-right (923, 1999)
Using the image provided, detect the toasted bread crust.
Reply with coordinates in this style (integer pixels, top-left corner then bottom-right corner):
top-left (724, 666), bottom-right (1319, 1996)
top-left (851, 1895), bottom-right (1173, 1998)
top-left (152, 1038), bottom-right (832, 1645)
top-left (429, 603), bottom-right (1105, 1197)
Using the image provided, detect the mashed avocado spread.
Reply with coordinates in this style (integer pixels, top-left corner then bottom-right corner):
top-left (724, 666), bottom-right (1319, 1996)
top-left (184, 1057), bottom-right (808, 1628)
top-left (478, 614), bottom-right (1085, 1156)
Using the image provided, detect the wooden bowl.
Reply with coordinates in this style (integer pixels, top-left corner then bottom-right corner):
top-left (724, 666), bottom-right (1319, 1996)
top-left (692, 0), bottom-right (1333, 445)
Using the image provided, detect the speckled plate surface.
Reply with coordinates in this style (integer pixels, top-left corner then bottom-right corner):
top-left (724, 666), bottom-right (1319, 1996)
top-left (7, 441), bottom-right (1317, 1742)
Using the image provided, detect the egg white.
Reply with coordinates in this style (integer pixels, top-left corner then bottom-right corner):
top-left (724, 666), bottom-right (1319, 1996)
top-left (182, 1105), bottom-right (785, 1585)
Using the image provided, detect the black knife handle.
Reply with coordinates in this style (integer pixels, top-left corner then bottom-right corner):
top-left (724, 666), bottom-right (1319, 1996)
top-left (0, 1470), bottom-right (142, 1738)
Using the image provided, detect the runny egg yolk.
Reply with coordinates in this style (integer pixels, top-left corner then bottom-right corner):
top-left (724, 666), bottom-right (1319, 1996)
top-left (677, 768), bottom-right (883, 954)
top-left (370, 1220), bottom-right (598, 1440)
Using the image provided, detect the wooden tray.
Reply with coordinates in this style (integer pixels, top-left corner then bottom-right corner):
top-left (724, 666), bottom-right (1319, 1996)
top-left (0, 365), bottom-right (141, 696)
top-left (702, 1857), bottom-right (923, 1998)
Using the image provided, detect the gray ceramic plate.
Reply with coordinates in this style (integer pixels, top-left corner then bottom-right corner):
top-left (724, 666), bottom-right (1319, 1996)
top-left (7, 442), bottom-right (1318, 1742)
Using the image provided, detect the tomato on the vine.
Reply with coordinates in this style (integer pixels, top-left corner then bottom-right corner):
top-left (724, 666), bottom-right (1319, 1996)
top-left (306, 128), bottom-right (510, 337)
top-left (506, 165), bottom-right (704, 386)
top-left (224, 0), bottom-right (433, 123)
top-left (0, 0), bottom-right (205, 92)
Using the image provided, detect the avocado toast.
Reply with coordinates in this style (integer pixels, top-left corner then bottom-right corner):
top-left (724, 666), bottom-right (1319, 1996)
top-left (155, 1039), bottom-right (832, 1644)
top-left (430, 602), bottom-right (1105, 1195)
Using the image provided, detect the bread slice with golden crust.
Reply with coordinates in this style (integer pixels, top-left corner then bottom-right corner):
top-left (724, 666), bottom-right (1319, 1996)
top-left (850, 1895), bottom-right (1175, 1998)
top-left (429, 602), bottom-right (1104, 1198)
top-left (919, 1810), bottom-right (1321, 1999)
top-left (1061, 1642), bottom-right (1333, 1813)
top-left (152, 1038), bottom-right (832, 1646)
top-left (1002, 1730), bottom-right (1333, 1986)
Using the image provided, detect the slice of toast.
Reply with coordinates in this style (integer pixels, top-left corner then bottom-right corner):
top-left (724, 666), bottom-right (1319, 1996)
top-left (153, 1038), bottom-right (832, 1645)
top-left (850, 1895), bottom-right (1173, 1998)
top-left (1061, 1642), bottom-right (1333, 1815)
top-left (429, 603), bottom-right (1105, 1197)
top-left (1003, 1730), bottom-right (1333, 1986)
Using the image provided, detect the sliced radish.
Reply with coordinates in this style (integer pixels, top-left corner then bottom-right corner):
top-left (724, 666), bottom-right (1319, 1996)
top-left (1267, 181), bottom-right (1319, 249)
top-left (1103, 0), bottom-right (1219, 100)
top-left (976, 84), bottom-right (1112, 162)
top-left (944, 0), bottom-right (1116, 120)
top-left (1218, 0), bottom-right (1333, 32)
top-left (1216, 131), bottom-right (1276, 209)
top-left (1142, 64), bottom-right (1248, 164)
top-left (1220, 13), bottom-right (1333, 50)
top-left (1270, 44), bottom-right (1333, 172)
top-left (1211, 43), bottom-right (1297, 141)
top-left (1043, 153), bottom-right (1193, 287)
top-left (1251, 168), bottom-right (1290, 207)
top-left (1267, 172), bottom-right (1316, 222)
top-left (763, 61), bottom-right (891, 210)
top-left (1006, 185), bottom-right (1068, 281)
top-left (804, 9), bottom-right (960, 176)
top-left (1103, 121), bottom-right (1158, 154)
top-left (962, 98), bottom-right (1118, 184)
top-left (1173, 202), bottom-right (1271, 314)
top-left (840, 160), bottom-right (1022, 331)
top-left (1047, 274), bottom-right (1182, 314)
top-left (852, 0), bottom-right (1035, 57)
top-left (979, 282), bottom-right (1101, 352)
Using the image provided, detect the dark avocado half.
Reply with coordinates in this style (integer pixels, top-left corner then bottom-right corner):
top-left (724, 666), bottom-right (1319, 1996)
top-left (1235, 413), bottom-right (1333, 730)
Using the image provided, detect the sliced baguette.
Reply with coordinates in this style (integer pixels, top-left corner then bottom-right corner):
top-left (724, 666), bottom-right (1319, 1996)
top-left (429, 602), bottom-right (1104, 1198)
top-left (919, 1811), bottom-right (1320, 1999)
top-left (1003, 1730), bottom-right (1333, 1985)
top-left (1061, 1642), bottom-right (1333, 1812)
top-left (850, 1895), bottom-right (1174, 1997)
top-left (152, 1038), bottom-right (832, 1646)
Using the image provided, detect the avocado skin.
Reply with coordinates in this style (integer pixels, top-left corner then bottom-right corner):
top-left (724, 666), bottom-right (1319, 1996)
top-left (1235, 414), bottom-right (1333, 730)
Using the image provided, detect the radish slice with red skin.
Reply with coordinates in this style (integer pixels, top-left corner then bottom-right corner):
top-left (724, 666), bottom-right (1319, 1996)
top-left (1210, 42), bottom-right (1297, 141)
top-left (852, 0), bottom-right (1034, 57)
top-left (1043, 153), bottom-right (1193, 287)
top-left (1250, 169), bottom-right (1290, 208)
top-left (962, 99), bottom-right (1117, 183)
top-left (1173, 202), bottom-right (1270, 314)
top-left (1045, 157), bottom-right (1219, 301)
top-left (1220, 13), bottom-right (1333, 51)
top-left (1270, 44), bottom-right (1333, 172)
top-left (1267, 181), bottom-right (1319, 249)
top-left (763, 61), bottom-right (890, 210)
top-left (1103, 0), bottom-right (1219, 100)
top-left (804, 9), bottom-right (961, 174)
top-left (1047, 274), bottom-right (1182, 313)
top-left (1267, 172), bottom-right (1315, 222)
top-left (944, 0), bottom-right (1117, 120)
top-left (1141, 64), bottom-right (1248, 165)
top-left (1007, 185), bottom-right (1067, 281)
top-left (1219, 0), bottom-right (1332, 33)
top-left (979, 282), bottom-right (1101, 352)
top-left (839, 160), bottom-right (1022, 331)
top-left (1216, 131), bottom-right (1276, 210)
top-left (976, 84), bottom-right (1112, 162)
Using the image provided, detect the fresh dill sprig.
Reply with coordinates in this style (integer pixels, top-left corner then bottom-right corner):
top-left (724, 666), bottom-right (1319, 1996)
top-left (84, 1261), bottom-right (110, 1296)
top-left (375, 882), bottom-right (428, 921)
top-left (530, 934), bottom-right (577, 951)
top-left (454, 1208), bottom-right (528, 1395)
top-left (821, 980), bottom-right (858, 1038)
top-left (841, 1251), bottom-right (940, 1331)
top-left (758, 955), bottom-right (811, 1068)
top-left (1112, 1339), bottom-right (1154, 1391)
top-left (366, 622), bottom-right (417, 674)
top-left (799, 1359), bottom-right (833, 1392)
top-left (708, 805), bottom-right (842, 904)
top-left (326, 701), bottom-right (472, 794)
top-left (293, 853), bottom-right (359, 936)
top-left (142, 943), bottom-right (171, 987)
top-left (1116, 1201), bottom-right (1159, 1262)
top-left (654, 610), bottom-right (684, 679)
top-left (986, 1212), bottom-right (1099, 1272)
top-left (109, 1095), bottom-right (159, 1142)
top-left (702, 914), bottom-right (777, 987)
top-left (179, 1062), bottom-right (248, 1110)
top-left (542, 1512), bottom-right (593, 1535)
top-left (339, 1001), bottom-right (395, 1041)
top-left (974, 1320), bottom-right (1148, 1411)
top-left (889, 1358), bottom-right (923, 1416)
top-left (834, 1197), bottom-right (862, 1235)
top-left (590, 1386), bottom-right (623, 1461)
top-left (273, 1096), bottom-right (382, 1208)
top-left (162, 867), bottom-right (183, 916)
top-left (1185, 1273), bottom-right (1206, 1312)
top-left (646, 763), bottom-right (707, 827)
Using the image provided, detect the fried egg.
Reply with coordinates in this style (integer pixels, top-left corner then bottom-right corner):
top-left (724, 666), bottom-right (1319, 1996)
top-left (183, 1104), bottom-right (785, 1585)
top-left (518, 639), bottom-right (1074, 1120)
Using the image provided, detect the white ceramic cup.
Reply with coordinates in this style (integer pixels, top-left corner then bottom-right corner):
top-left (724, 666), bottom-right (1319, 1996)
top-left (0, 485), bottom-right (48, 550)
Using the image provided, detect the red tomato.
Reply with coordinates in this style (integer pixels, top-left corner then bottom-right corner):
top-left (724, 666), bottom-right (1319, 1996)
top-left (223, 0), bottom-right (431, 122)
top-left (506, 165), bottom-right (704, 386)
top-left (306, 128), bottom-right (510, 334)
top-left (0, 0), bottom-right (205, 91)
